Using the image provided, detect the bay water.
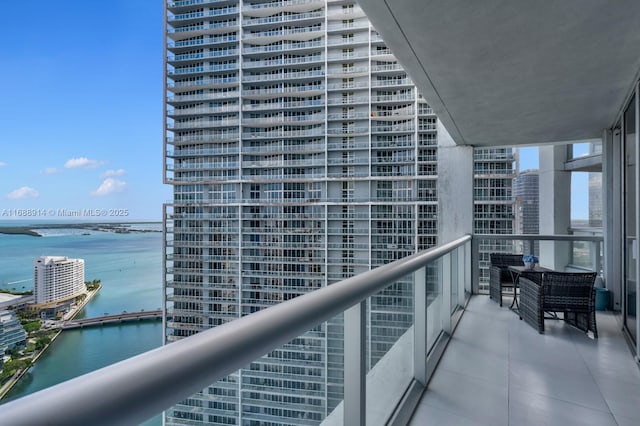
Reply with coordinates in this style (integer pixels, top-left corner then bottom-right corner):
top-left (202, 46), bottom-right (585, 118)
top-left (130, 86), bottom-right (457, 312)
top-left (0, 222), bottom-right (164, 425)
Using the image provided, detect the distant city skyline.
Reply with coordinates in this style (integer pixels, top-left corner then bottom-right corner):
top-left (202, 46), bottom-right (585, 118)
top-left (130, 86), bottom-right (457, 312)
top-left (0, 1), bottom-right (170, 220)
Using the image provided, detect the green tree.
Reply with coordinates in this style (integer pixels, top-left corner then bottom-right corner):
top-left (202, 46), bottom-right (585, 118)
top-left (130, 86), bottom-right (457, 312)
top-left (24, 320), bottom-right (41, 333)
top-left (35, 336), bottom-right (51, 350)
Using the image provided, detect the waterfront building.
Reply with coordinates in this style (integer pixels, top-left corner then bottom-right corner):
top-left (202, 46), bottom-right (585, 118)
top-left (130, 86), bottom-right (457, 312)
top-left (33, 256), bottom-right (85, 306)
top-left (164, 0), bottom-right (515, 424)
top-left (0, 310), bottom-right (27, 356)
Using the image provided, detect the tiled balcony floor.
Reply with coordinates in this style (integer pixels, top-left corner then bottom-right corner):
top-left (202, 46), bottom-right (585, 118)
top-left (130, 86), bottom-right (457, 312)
top-left (410, 296), bottom-right (640, 426)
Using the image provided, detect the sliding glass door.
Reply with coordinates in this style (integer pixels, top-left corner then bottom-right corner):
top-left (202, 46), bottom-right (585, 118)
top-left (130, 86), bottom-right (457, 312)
top-left (624, 94), bottom-right (637, 344)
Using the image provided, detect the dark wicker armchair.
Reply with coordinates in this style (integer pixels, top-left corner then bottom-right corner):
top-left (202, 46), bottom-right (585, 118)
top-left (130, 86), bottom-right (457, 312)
top-left (489, 253), bottom-right (524, 306)
top-left (519, 272), bottom-right (598, 337)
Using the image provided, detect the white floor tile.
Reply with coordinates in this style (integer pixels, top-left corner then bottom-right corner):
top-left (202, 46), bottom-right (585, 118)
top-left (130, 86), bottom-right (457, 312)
top-left (509, 388), bottom-right (617, 426)
top-left (409, 296), bottom-right (640, 425)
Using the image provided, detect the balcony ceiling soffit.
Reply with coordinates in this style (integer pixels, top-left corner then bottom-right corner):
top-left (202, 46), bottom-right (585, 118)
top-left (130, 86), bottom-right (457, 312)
top-left (359, 0), bottom-right (640, 147)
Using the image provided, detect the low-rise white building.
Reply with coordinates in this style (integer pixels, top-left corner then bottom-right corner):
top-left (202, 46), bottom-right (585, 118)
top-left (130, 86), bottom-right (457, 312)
top-left (0, 310), bottom-right (27, 355)
top-left (34, 256), bottom-right (85, 305)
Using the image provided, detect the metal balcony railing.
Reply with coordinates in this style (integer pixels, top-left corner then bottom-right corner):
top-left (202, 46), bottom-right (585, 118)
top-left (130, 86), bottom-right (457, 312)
top-left (0, 232), bottom-right (607, 425)
top-left (0, 235), bottom-right (472, 426)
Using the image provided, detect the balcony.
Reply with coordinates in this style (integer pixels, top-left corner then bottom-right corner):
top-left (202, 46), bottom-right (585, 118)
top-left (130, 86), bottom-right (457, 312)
top-left (243, 28), bottom-right (324, 44)
top-left (240, 100), bottom-right (323, 112)
top-left (326, 81), bottom-right (369, 90)
top-left (326, 96), bottom-right (369, 106)
top-left (167, 105), bottom-right (239, 117)
top-left (167, 92), bottom-right (238, 104)
top-left (167, 34), bottom-right (238, 50)
top-left (168, 63), bottom-right (238, 76)
top-left (241, 114), bottom-right (325, 125)
top-left (326, 126), bottom-right (369, 136)
top-left (326, 36), bottom-right (369, 47)
top-left (243, 128), bottom-right (324, 139)
top-left (326, 51), bottom-right (370, 62)
top-left (243, 55), bottom-right (324, 69)
top-left (241, 142), bottom-right (325, 153)
top-left (4, 232), bottom-right (635, 426)
top-left (371, 124), bottom-right (414, 133)
top-left (243, 40), bottom-right (323, 55)
top-left (242, 69), bottom-right (324, 83)
top-left (166, 161), bottom-right (240, 171)
top-left (166, 21), bottom-right (240, 39)
top-left (241, 11), bottom-right (324, 27)
top-left (409, 294), bottom-right (639, 425)
top-left (241, 84), bottom-right (325, 98)
top-left (242, 0), bottom-right (324, 17)
top-left (168, 7), bottom-right (239, 23)
top-left (166, 132), bottom-right (239, 144)
top-left (371, 63), bottom-right (404, 73)
top-left (168, 1), bottom-right (231, 12)
top-left (371, 78), bottom-right (413, 88)
top-left (167, 77), bottom-right (239, 92)
top-left (372, 94), bottom-right (415, 103)
top-left (168, 48), bottom-right (239, 63)
top-left (326, 21), bottom-right (370, 32)
top-left (168, 119), bottom-right (239, 130)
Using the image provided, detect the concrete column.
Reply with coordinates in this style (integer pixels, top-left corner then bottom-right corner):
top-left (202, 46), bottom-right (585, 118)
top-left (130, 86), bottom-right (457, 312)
top-left (603, 128), bottom-right (622, 311)
top-left (539, 145), bottom-right (571, 270)
top-left (437, 121), bottom-right (474, 244)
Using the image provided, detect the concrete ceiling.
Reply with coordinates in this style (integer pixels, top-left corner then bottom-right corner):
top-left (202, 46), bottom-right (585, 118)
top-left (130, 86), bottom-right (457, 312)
top-left (358, 0), bottom-right (640, 146)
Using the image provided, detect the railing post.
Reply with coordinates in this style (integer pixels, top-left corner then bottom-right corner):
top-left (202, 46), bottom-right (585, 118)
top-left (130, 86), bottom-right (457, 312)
top-left (345, 301), bottom-right (366, 426)
top-left (592, 241), bottom-right (601, 273)
top-left (414, 267), bottom-right (427, 385)
top-left (457, 246), bottom-right (466, 306)
top-left (442, 254), bottom-right (452, 334)
top-left (471, 237), bottom-right (479, 294)
top-left (465, 240), bottom-right (472, 295)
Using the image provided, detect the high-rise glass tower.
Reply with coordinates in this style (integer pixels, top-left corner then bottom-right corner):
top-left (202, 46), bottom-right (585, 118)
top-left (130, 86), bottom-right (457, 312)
top-left (164, 1), bottom-right (437, 424)
top-left (514, 169), bottom-right (539, 235)
top-left (473, 148), bottom-right (516, 291)
top-left (588, 142), bottom-right (603, 227)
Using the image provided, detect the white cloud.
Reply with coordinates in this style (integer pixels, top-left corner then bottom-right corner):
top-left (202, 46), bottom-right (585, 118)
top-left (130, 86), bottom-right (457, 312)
top-left (91, 178), bottom-right (126, 196)
top-left (42, 167), bottom-right (60, 174)
top-left (64, 157), bottom-right (103, 169)
top-left (7, 186), bottom-right (40, 199)
top-left (101, 169), bottom-right (126, 179)
top-left (0, 161), bottom-right (6, 167)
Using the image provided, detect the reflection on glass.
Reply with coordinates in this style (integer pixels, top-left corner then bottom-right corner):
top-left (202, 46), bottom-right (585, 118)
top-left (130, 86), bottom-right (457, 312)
top-left (366, 273), bottom-right (415, 424)
top-left (625, 95), bottom-right (637, 343)
top-left (426, 258), bottom-right (443, 351)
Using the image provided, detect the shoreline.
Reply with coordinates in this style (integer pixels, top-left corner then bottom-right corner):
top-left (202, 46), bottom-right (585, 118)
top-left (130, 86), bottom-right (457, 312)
top-left (0, 222), bottom-right (161, 237)
top-left (0, 285), bottom-right (101, 401)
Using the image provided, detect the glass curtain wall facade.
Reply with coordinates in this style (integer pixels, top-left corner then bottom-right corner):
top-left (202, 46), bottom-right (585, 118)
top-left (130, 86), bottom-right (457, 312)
top-left (164, 1), bottom-right (437, 424)
top-left (589, 142), bottom-right (603, 227)
top-left (514, 169), bottom-right (539, 254)
top-left (473, 148), bottom-right (516, 291)
top-left (624, 93), bottom-right (637, 347)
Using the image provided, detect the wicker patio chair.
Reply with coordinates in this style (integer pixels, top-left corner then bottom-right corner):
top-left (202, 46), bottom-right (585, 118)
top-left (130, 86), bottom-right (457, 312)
top-left (489, 253), bottom-right (524, 306)
top-left (519, 271), bottom-right (598, 337)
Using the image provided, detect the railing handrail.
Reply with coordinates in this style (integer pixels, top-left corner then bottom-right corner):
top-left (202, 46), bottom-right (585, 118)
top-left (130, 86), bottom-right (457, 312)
top-left (473, 233), bottom-right (603, 242)
top-left (0, 235), bottom-right (472, 426)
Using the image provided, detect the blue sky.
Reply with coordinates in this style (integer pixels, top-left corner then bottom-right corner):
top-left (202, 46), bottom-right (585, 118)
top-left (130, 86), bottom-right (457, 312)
top-left (0, 1), bottom-right (169, 220)
top-left (518, 146), bottom-right (590, 220)
top-left (0, 2), bottom-right (592, 222)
